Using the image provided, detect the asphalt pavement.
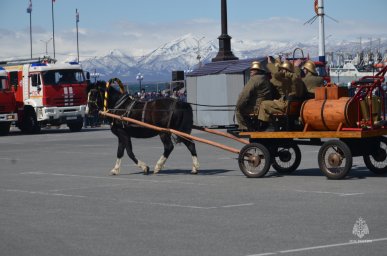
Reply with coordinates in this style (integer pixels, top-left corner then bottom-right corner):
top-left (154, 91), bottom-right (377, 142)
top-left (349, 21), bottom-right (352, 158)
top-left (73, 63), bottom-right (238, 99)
top-left (0, 126), bottom-right (386, 256)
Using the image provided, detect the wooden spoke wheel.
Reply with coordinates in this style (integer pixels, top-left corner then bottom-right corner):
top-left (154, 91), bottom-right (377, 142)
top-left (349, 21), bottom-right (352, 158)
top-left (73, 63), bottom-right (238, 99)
top-left (363, 136), bottom-right (387, 175)
top-left (271, 143), bottom-right (301, 174)
top-left (238, 143), bottom-right (271, 178)
top-left (318, 140), bottom-right (352, 180)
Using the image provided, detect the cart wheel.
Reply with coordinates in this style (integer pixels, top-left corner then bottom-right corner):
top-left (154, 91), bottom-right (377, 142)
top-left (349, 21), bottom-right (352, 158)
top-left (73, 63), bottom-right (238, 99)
top-left (238, 143), bottom-right (271, 178)
top-left (318, 140), bottom-right (352, 179)
top-left (363, 137), bottom-right (387, 175)
top-left (272, 143), bottom-right (301, 174)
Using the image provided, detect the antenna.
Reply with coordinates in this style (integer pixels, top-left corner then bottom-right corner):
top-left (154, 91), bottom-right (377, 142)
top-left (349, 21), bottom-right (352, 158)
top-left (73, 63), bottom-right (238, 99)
top-left (304, 0), bottom-right (338, 62)
top-left (304, 0), bottom-right (338, 25)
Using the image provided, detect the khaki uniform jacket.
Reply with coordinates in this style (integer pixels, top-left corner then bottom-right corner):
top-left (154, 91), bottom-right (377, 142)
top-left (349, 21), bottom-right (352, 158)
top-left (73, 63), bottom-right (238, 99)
top-left (302, 72), bottom-right (324, 94)
top-left (235, 74), bottom-right (272, 129)
top-left (236, 74), bottom-right (272, 112)
top-left (267, 63), bottom-right (283, 99)
top-left (258, 67), bottom-right (306, 122)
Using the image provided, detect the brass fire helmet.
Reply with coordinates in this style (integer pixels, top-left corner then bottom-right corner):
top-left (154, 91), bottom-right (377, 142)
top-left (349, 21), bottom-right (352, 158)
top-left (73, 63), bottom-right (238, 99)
top-left (250, 61), bottom-right (266, 72)
top-left (279, 60), bottom-right (294, 73)
top-left (303, 60), bottom-right (318, 75)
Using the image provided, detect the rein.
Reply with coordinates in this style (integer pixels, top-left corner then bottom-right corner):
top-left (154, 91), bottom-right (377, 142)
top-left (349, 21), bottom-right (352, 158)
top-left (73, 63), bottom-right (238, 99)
top-left (92, 77), bottom-right (236, 114)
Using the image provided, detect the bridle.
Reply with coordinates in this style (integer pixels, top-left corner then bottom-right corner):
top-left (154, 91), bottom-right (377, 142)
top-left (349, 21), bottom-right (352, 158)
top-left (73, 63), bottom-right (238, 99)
top-left (88, 78), bottom-right (126, 115)
top-left (103, 78), bottom-right (126, 112)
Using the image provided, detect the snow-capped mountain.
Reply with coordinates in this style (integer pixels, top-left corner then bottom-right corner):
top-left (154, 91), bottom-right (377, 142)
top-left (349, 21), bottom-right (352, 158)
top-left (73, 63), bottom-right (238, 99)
top-left (81, 34), bottom-right (387, 82)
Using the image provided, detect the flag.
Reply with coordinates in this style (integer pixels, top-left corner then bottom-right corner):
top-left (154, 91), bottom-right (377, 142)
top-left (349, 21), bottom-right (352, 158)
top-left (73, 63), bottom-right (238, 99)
top-left (27, 0), bottom-right (32, 13)
top-left (76, 9), bottom-right (79, 23)
top-left (314, 0), bottom-right (319, 15)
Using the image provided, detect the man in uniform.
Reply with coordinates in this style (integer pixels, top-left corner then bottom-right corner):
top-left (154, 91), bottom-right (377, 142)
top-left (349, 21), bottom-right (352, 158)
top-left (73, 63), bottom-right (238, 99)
top-left (302, 60), bottom-right (324, 98)
top-left (257, 60), bottom-right (306, 130)
top-left (266, 56), bottom-right (283, 100)
top-left (235, 61), bottom-right (273, 131)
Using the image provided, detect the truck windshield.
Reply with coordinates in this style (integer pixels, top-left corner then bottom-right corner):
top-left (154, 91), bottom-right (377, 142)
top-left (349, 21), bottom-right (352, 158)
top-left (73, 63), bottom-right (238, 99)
top-left (42, 69), bottom-right (85, 85)
top-left (0, 76), bottom-right (8, 90)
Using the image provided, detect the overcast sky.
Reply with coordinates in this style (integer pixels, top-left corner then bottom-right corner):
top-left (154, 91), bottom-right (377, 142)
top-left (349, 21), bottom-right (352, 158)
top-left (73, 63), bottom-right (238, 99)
top-left (1, 0), bottom-right (386, 61)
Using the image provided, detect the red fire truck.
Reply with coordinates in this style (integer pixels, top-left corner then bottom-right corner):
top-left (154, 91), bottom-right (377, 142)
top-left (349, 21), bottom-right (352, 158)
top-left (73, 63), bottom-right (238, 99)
top-left (0, 67), bottom-right (18, 135)
top-left (1, 58), bottom-right (89, 133)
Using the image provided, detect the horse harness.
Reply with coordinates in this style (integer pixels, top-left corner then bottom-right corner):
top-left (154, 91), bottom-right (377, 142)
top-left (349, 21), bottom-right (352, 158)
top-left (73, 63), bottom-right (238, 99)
top-left (110, 97), bottom-right (177, 129)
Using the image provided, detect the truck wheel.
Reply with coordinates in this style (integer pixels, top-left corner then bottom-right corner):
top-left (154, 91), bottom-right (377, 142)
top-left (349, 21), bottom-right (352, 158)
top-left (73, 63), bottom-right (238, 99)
top-left (318, 140), bottom-right (352, 179)
top-left (68, 121), bottom-right (83, 132)
top-left (0, 122), bottom-right (11, 136)
top-left (21, 108), bottom-right (41, 134)
top-left (363, 136), bottom-right (387, 175)
top-left (238, 143), bottom-right (271, 178)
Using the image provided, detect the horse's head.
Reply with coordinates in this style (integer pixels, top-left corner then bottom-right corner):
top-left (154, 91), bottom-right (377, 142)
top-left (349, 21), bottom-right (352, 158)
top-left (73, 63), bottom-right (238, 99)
top-left (86, 78), bottom-right (128, 115)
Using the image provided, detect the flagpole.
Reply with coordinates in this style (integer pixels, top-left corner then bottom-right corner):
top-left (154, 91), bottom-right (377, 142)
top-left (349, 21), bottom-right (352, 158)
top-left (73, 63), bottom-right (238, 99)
top-left (29, 5), bottom-right (32, 59)
top-left (76, 9), bottom-right (79, 63)
top-left (27, 0), bottom-right (32, 59)
top-left (52, 0), bottom-right (56, 59)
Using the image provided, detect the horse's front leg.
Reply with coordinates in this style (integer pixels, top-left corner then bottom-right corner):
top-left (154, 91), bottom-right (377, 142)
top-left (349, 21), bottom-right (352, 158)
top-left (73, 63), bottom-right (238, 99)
top-left (111, 129), bottom-right (149, 175)
top-left (154, 133), bottom-right (174, 174)
top-left (111, 139), bottom-right (125, 175)
top-left (125, 137), bottom-right (149, 175)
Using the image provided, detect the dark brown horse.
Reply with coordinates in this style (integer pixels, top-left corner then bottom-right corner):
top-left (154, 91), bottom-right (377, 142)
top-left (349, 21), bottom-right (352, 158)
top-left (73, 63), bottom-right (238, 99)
top-left (86, 80), bottom-right (199, 175)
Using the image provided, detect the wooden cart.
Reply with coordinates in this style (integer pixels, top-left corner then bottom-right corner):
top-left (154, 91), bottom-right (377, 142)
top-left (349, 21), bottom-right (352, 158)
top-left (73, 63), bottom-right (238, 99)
top-left (237, 129), bottom-right (387, 179)
top-left (236, 66), bottom-right (387, 179)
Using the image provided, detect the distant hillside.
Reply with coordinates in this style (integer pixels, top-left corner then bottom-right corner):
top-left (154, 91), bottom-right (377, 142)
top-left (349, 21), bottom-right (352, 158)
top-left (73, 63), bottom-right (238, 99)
top-left (81, 33), bottom-right (387, 82)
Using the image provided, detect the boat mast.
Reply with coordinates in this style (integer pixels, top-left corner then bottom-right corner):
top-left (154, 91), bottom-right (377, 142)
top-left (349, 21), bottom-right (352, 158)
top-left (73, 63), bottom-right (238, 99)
top-left (318, 0), bottom-right (326, 62)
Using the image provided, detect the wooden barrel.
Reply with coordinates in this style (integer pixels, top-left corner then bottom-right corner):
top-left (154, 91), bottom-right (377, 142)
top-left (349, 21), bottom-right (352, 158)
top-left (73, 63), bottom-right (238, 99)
top-left (301, 97), bottom-right (358, 131)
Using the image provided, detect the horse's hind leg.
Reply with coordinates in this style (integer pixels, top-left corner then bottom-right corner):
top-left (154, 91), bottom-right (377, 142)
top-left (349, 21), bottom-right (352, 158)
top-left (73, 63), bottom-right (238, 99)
top-left (182, 139), bottom-right (200, 174)
top-left (154, 133), bottom-right (174, 174)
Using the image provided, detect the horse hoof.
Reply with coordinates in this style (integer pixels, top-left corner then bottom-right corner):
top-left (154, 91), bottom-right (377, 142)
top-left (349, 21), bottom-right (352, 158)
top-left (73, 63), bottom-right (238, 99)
top-left (191, 170), bottom-right (198, 175)
top-left (143, 166), bottom-right (150, 175)
top-left (110, 169), bottom-right (119, 175)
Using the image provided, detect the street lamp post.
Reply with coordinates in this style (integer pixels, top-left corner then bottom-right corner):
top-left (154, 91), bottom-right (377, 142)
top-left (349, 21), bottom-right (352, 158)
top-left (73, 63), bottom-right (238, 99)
top-left (40, 38), bottom-right (52, 56)
top-left (27, 0), bottom-right (32, 59)
top-left (76, 9), bottom-right (80, 62)
top-left (193, 36), bottom-right (205, 67)
top-left (91, 69), bottom-right (100, 83)
top-left (136, 73), bottom-right (144, 93)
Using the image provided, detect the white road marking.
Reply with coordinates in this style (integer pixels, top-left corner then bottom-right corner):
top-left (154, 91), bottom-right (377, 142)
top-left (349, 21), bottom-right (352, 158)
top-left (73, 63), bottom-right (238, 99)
top-left (2, 188), bottom-right (253, 210)
top-left (5, 189), bottom-right (86, 198)
top-left (247, 237), bottom-right (387, 256)
top-left (19, 171), bottom-right (210, 186)
top-left (59, 151), bottom-right (112, 156)
top-left (294, 189), bottom-right (364, 197)
top-left (221, 203), bottom-right (255, 208)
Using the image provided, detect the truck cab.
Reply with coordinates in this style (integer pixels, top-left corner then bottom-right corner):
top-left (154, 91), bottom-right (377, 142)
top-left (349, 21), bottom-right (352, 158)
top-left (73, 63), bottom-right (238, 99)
top-left (0, 67), bottom-right (17, 135)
